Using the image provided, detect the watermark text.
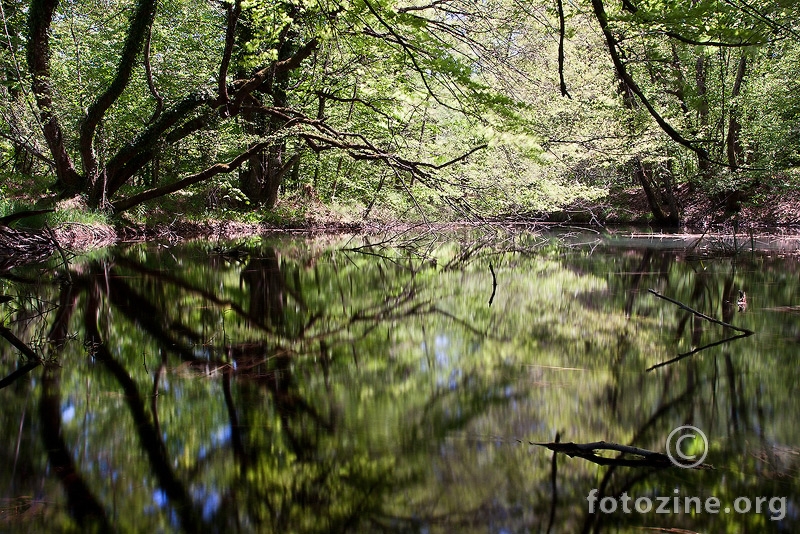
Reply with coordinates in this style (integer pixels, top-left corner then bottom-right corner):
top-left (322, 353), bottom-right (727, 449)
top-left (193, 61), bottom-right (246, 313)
top-left (587, 489), bottom-right (786, 521)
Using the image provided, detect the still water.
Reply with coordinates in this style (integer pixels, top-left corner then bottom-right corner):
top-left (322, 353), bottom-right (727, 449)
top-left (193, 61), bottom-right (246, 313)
top-left (1, 229), bottom-right (799, 533)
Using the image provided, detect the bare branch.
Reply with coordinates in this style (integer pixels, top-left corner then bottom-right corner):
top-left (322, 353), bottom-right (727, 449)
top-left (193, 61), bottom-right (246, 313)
top-left (361, 0), bottom-right (460, 111)
top-left (647, 288), bottom-right (754, 335)
top-left (427, 143), bottom-right (487, 169)
top-left (647, 332), bottom-right (751, 371)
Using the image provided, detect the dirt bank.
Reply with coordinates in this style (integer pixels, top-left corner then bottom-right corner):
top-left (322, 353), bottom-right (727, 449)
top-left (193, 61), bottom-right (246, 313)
top-left (547, 184), bottom-right (800, 231)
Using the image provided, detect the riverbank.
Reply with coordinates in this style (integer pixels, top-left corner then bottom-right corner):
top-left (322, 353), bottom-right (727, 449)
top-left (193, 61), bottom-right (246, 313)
top-left (3, 182), bottom-right (800, 268)
top-left (537, 182), bottom-right (800, 231)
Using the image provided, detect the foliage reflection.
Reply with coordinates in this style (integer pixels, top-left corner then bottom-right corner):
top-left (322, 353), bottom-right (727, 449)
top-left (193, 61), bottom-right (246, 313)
top-left (0, 232), bottom-right (799, 533)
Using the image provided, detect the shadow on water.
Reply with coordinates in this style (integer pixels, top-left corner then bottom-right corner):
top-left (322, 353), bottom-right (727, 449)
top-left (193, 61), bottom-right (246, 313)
top-left (0, 229), bottom-right (799, 532)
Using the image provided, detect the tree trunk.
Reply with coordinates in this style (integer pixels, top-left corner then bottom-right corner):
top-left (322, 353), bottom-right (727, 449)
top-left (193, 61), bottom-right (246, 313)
top-left (694, 52), bottom-right (714, 182)
top-left (635, 160), bottom-right (680, 226)
top-left (27, 0), bottom-right (84, 193)
top-left (239, 144), bottom-right (267, 204)
top-left (79, 0), bottom-right (157, 201)
top-left (726, 53), bottom-right (747, 170)
top-left (590, 0), bottom-right (687, 226)
top-left (264, 143), bottom-right (285, 209)
top-left (238, 29), bottom-right (299, 208)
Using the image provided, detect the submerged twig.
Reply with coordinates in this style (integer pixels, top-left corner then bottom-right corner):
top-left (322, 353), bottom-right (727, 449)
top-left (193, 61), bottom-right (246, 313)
top-left (488, 262), bottom-right (497, 307)
top-left (648, 288), bottom-right (754, 335)
top-left (45, 223), bottom-right (73, 284)
top-left (0, 325), bottom-right (41, 361)
top-left (532, 440), bottom-right (712, 469)
top-left (647, 332), bottom-right (752, 372)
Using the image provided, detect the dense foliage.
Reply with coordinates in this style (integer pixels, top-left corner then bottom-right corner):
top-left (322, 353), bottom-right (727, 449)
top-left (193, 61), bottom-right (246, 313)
top-left (1, 0), bottom-right (800, 223)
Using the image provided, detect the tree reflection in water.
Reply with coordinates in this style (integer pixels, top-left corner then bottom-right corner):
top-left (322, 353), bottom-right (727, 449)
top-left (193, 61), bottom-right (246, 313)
top-left (0, 233), bottom-right (799, 533)
top-left (0, 238), bottom-right (515, 532)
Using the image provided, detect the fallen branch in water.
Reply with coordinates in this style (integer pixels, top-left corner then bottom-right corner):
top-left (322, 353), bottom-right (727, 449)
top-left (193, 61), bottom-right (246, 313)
top-left (648, 289), bottom-right (754, 335)
top-left (533, 440), bottom-right (671, 468)
top-left (530, 440), bottom-right (712, 469)
top-left (647, 332), bottom-right (751, 372)
top-left (0, 325), bottom-right (42, 362)
top-left (488, 262), bottom-right (497, 307)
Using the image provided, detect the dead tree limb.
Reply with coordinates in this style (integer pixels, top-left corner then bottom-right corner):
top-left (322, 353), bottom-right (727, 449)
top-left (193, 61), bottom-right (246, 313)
top-left (647, 332), bottom-right (751, 372)
top-left (488, 262), bottom-right (497, 307)
top-left (0, 325), bottom-right (42, 361)
top-left (532, 440), bottom-right (712, 469)
top-left (648, 288), bottom-right (754, 335)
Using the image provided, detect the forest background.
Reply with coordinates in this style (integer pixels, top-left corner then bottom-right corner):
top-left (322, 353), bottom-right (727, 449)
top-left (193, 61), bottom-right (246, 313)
top-left (2, 0), bottom-right (800, 232)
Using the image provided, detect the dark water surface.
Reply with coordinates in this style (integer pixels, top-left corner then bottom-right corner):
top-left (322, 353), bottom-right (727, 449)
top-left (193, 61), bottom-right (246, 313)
top-left (1, 230), bottom-right (799, 533)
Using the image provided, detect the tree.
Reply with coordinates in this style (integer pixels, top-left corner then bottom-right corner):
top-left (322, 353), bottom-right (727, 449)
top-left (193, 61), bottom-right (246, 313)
top-left (10, 0), bottom-right (514, 215)
top-left (585, 0), bottom-right (800, 222)
top-left (7, 0), bottom-right (800, 224)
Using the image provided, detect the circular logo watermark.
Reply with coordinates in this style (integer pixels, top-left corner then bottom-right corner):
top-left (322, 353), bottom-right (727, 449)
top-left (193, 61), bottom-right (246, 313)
top-left (665, 425), bottom-right (709, 468)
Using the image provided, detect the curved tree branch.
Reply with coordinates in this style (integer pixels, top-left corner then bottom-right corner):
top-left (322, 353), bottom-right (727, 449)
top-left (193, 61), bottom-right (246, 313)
top-left (143, 4), bottom-right (164, 125)
top-left (79, 0), bottom-right (157, 186)
top-left (217, 0), bottom-right (242, 115)
top-left (230, 37), bottom-right (319, 114)
top-left (590, 0), bottom-right (708, 160)
top-left (105, 30), bottom-right (318, 207)
top-left (111, 141), bottom-right (270, 212)
top-left (104, 92), bottom-right (213, 195)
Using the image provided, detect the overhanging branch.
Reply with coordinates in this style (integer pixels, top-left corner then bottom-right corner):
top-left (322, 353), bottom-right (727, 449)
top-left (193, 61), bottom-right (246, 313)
top-left (230, 37), bottom-right (319, 114)
top-left (111, 142), bottom-right (269, 212)
top-left (590, 0), bottom-right (708, 160)
top-left (79, 0), bottom-right (157, 181)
